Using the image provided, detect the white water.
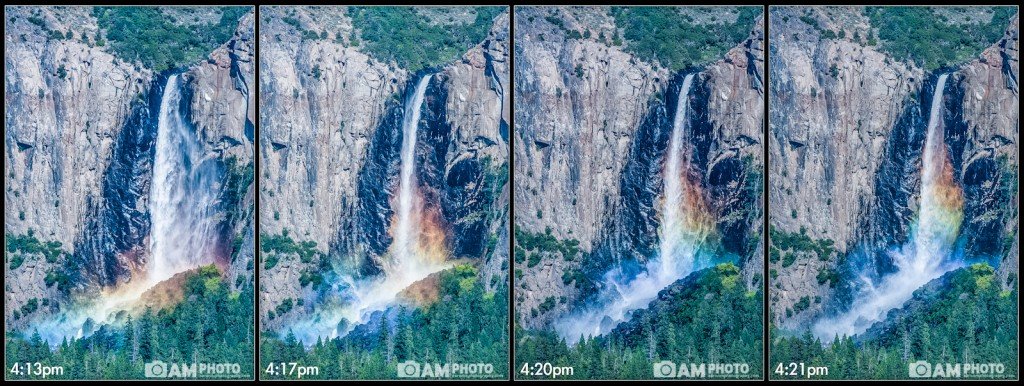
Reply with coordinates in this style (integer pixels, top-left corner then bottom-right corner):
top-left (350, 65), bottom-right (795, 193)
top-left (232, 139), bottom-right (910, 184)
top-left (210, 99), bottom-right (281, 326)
top-left (555, 74), bottom-right (708, 341)
top-left (287, 75), bottom-right (450, 344)
top-left (814, 74), bottom-right (963, 341)
top-left (388, 74), bottom-right (438, 282)
top-left (148, 74), bottom-right (220, 283)
top-left (658, 74), bottom-right (701, 281)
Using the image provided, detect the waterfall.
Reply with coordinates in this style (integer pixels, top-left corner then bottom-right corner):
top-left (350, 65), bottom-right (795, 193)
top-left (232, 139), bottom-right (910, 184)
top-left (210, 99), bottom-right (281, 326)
top-left (286, 74), bottom-right (450, 344)
top-left (148, 74), bottom-right (220, 283)
top-left (555, 74), bottom-right (713, 341)
top-left (35, 74), bottom-right (222, 344)
top-left (814, 74), bottom-right (964, 340)
top-left (658, 73), bottom-right (703, 281)
top-left (388, 74), bottom-right (441, 280)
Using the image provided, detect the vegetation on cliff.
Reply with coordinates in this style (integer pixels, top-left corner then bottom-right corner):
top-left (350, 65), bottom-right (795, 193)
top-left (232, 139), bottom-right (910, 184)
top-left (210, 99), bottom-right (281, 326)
top-left (349, 6), bottom-right (504, 73)
top-left (866, 6), bottom-right (1015, 71)
top-left (611, 6), bottom-right (761, 71)
top-left (93, 6), bottom-right (250, 71)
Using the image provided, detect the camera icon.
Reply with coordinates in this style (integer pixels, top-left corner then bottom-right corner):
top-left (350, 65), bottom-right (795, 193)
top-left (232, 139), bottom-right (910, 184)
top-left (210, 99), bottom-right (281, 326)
top-left (396, 360), bottom-right (421, 378)
top-left (145, 360), bottom-right (168, 378)
top-left (652, 361), bottom-right (677, 378)
top-left (908, 361), bottom-right (932, 378)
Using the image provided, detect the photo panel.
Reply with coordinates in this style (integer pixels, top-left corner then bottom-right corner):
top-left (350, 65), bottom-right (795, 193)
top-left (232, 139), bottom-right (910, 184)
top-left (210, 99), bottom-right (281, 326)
top-left (5, 6), bottom-right (256, 380)
top-left (513, 5), bottom-right (765, 380)
top-left (767, 5), bottom-right (1019, 380)
top-left (256, 6), bottom-right (511, 380)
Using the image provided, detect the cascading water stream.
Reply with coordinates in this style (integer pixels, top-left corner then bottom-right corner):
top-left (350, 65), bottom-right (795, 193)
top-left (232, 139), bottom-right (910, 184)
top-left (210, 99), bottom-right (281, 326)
top-left (148, 74), bottom-right (220, 283)
top-left (814, 74), bottom-right (964, 341)
top-left (658, 74), bottom-right (703, 282)
top-left (555, 74), bottom-right (713, 342)
top-left (285, 75), bottom-right (450, 344)
top-left (388, 74), bottom-right (444, 283)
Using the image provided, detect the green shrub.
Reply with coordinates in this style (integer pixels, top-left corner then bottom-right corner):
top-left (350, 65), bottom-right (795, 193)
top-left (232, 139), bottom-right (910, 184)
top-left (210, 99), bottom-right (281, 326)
top-left (301, 29), bottom-right (319, 41)
top-left (514, 248), bottom-right (527, 263)
top-left (816, 267), bottom-right (839, 288)
top-left (21, 298), bottom-right (40, 315)
top-left (799, 15), bottom-right (819, 30)
top-left (263, 253), bottom-right (279, 270)
top-left (27, 16), bottom-right (46, 28)
top-left (45, 270), bottom-right (71, 290)
top-left (527, 253), bottom-right (541, 268)
top-left (770, 226), bottom-right (836, 261)
top-left (782, 251), bottom-right (796, 268)
top-left (793, 296), bottom-right (811, 313)
top-left (276, 298), bottom-right (294, 315)
top-left (299, 270), bottom-right (324, 288)
top-left (538, 296), bottom-right (556, 313)
top-left (515, 227), bottom-right (580, 260)
top-left (8, 254), bottom-right (25, 270)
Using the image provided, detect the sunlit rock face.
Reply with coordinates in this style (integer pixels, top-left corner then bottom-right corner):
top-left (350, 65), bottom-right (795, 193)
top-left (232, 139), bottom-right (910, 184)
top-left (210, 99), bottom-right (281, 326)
top-left (768, 7), bottom-right (1017, 336)
top-left (4, 6), bottom-right (255, 342)
top-left (258, 7), bottom-right (509, 343)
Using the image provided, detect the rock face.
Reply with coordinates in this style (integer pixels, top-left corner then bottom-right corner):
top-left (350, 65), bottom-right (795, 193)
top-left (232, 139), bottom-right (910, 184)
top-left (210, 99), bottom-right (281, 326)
top-left (514, 6), bottom-right (764, 329)
top-left (952, 15), bottom-right (1019, 289)
top-left (770, 7), bottom-right (922, 252)
top-left (430, 10), bottom-right (511, 290)
top-left (6, 7), bottom-right (150, 325)
top-left (5, 7), bottom-right (151, 287)
top-left (184, 9), bottom-right (257, 291)
top-left (768, 6), bottom-right (922, 329)
top-left (696, 14), bottom-right (766, 288)
top-left (184, 10), bottom-right (256, 166)
top-left (769, 7), bottom-right (1018, 330)
top-left (258, 6), bottom-right (404, 258)
top-left (514, 7), bottom-right (667, 252)
top-left (4, 7), bottom-right (255, 328)
top-left (258, 7), bottom-right (509, 330)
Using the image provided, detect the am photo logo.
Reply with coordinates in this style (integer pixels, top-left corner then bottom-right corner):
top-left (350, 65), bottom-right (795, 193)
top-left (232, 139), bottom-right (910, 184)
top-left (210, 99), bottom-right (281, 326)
top-left (395, 360), bottom-right (498, 379)
top-left (908, 361), bottom-right (1008, 378)
top-left (652, 361), bottom-right (752, 378)
top-left (144, 360), bottom-right (241, 378)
